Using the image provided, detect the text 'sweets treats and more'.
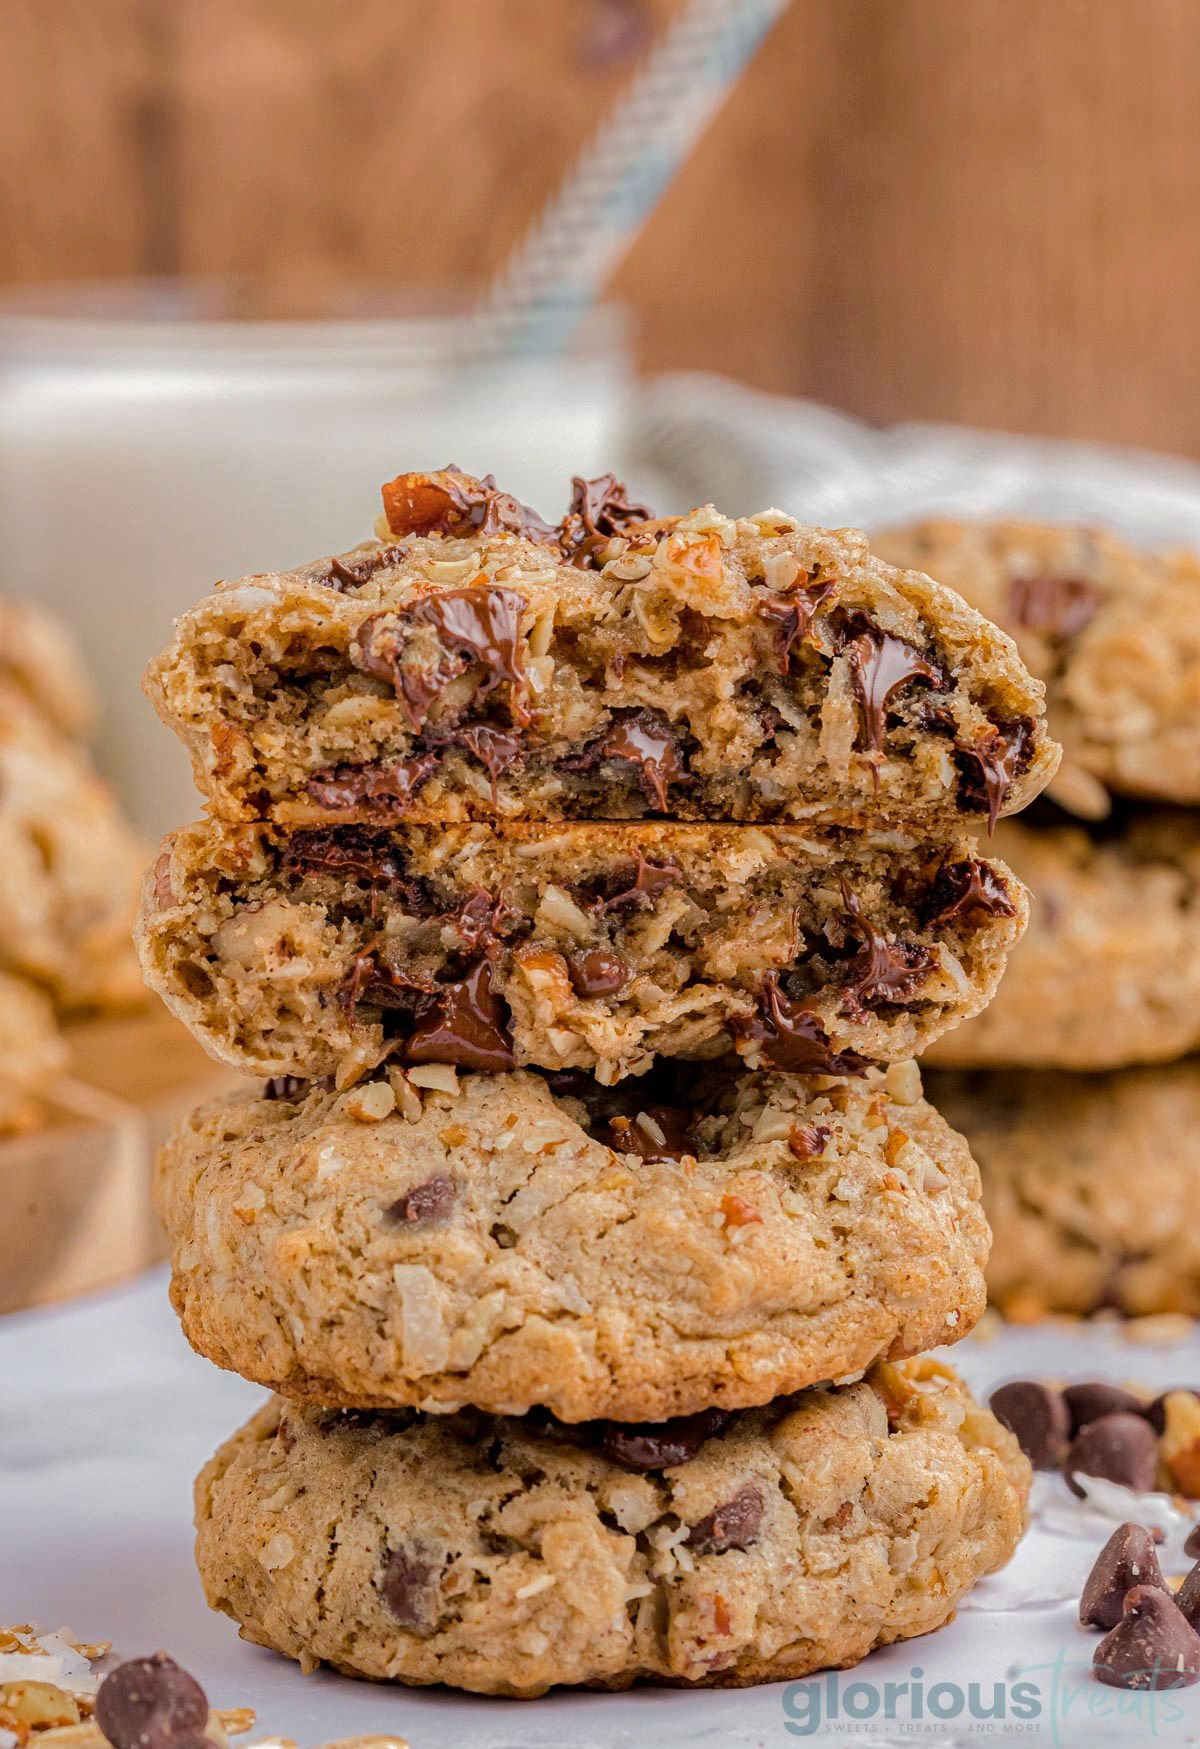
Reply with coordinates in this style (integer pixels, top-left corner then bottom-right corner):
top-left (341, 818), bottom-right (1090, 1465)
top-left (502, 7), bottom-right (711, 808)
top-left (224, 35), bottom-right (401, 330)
top-left (136, 467), bottom-right (1058, 1695)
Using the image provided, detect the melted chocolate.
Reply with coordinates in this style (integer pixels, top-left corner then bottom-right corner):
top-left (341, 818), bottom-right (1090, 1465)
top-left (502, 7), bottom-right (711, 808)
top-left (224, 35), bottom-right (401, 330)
top-left (404, 958), bottom-right (515, 1073)
top-left (280, 826), bottom-right (419, 897)
top-left (757, 579), bottom-right (836, 672)
top-left (568, 948), bottom-right (630, 998)
top-left (686, 1484), bottom-right (765, 1553)
top-left (1009, 574), bottom-right (1101, 642)
top-left (379, 1545), bottom-right (440, 1632)
top-left (386, 1174), bottom-right (459, 1227)
top-left (954, 716), bottom-right (1033, 832)
top-left (355, 587), bottom-right (530, 732)
top-left (730, 973), bottom-right (871, 1076)
top-left (601, 1407), bottom-right (732, 1472)
top-left (837, 881), bottom-right (934, 1017)
top-left (429, 722), bottom-right (524, 800)
top-left (586, 709), bottom-right (690, 811)
top-left (843, 617), bottom-right (946, 754)
top-left (605, 1104), bottom-right (694, 1162)
top-left (381, 467), bottom-right (557, 545)
top-left (593, 848), bottom-right (683, 912)
top-left (923, 856), bottom-right (1016, 927)
top-left (558, 473), bottom-right (654, 565)
top-left (307, 754), bottom-right (438, 814)
top-left (323, 544), bottom-right (409, 591)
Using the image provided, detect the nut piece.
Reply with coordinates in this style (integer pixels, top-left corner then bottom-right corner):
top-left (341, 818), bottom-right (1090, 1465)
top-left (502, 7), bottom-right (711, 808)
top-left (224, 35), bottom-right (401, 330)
top-left (1160, 1390), bottom-right (1200, 1495)
top-left (342, 1080), bottom-right (396, 1124)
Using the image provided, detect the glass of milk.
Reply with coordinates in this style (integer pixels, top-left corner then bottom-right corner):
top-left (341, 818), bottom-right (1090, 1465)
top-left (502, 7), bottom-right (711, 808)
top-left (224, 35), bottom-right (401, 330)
top-left (0, 280), bottom-right (631, 835)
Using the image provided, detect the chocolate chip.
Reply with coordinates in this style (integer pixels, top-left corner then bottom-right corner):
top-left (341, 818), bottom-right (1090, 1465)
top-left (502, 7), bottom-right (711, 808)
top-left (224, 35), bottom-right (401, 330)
top-left (379, 1545), bottom-right (440, 1634)
top-left (568, 949), bottom-right (629, 998)
top-left (1093, 1586), bottom-right (1200, 1690)
top-left (841, 616), bottom-right (946, 755)
top-left (323, 544), bottom-right (409, 591)
top-left (404, 959), bottom-right (515, 1074)
top-left (280, 827), bottom-right (423, 901)
top-left (954, 716), bottom-right (1033, 833)
top-left (729, 973), bottom-right (871, 1077)
top-left (1186, 1525), bottom-right (1200, 1561)
top-left (686, 1484), bottom-right (765, 1554)
top-left (837, 881), bottom-right (934, 1017)
top-left (355, 587), bottom-right (531, 733)
top-left (1065, 1412), bottom-right (1159, 1497)
top-left (1080, 1523), bottom-right (1167, 1629)
top-left (583, 709), bottom-right (690, 812)
top-left (1147, 1389), bottom-right (1200, 1435)
top-left (788, 1122), bottom-right (831, 1161)
top-left (601, 1407), bottom-right (731, 1472)
top-left (381, 467), bottom-right (556, 546)
top-left (1065, 1382), bottom-right (1149, 1434)
top-left (757, 580), bottom-right (836, 672)
top-left (1009, 575), bottom-right (1101, 642)
top-left (386, 1175), bottom-right (458, 1228)
top-left (307, 754), bottom-right (438, 814)
top-left (1176, 1557), bottom-right (1200, 1629)
top-left (922, 856), bottom-right (1017, 927)
top-left (605, 1105), bottom-right (694, 1162)
top-left (558, 473), bottom-right (654, 565)
top-left (593, 848), bottom-right (683, 912)
top-left (989, 1381), bottom-right (1070, 1470)
top-left (95, 1654), bottom-right (209, 1749)
top-left (428, 722), bottom-right (524, 802)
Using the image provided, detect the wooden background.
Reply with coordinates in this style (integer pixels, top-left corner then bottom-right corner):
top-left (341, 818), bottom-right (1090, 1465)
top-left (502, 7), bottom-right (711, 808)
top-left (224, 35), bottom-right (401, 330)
top-left (3, 0), bottom-right (1199, 454)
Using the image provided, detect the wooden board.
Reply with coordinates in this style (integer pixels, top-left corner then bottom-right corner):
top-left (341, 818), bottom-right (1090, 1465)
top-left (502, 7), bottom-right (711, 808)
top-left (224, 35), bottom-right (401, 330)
top-left (0, 1006), bottom-right (240, 1315)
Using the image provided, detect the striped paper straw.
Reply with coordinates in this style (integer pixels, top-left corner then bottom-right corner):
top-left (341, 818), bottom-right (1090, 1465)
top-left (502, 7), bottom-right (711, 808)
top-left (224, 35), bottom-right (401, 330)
top-left (475, 0), bottom-right (791, 357)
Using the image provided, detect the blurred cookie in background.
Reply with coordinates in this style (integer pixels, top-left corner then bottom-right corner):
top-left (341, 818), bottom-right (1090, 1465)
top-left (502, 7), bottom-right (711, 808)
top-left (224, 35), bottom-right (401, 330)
top-left (0, 970), bottom-right (68, 1134)
top-left (0, 595), bottom-right (98, 740)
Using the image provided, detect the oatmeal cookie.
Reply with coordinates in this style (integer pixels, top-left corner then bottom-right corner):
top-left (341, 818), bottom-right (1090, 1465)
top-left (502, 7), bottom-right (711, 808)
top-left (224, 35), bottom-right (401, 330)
top-left (193, 1359), bottom-right (1029, 1696)
top-left (928, 809), bottom-right (1200, 1070)
top-left (874, 519), bottom-right (1200, 817)
top-left (0, 971), bottom-right (66, 1132)
top-left (158, 1063), bottom-right (988, 1422)
top-left (0, 691), bottom-right (145, 1011)
top-left (138, 819), bottom-right (1027, 1082)
top-left (929, 1062), bottom-right (1200, 1318)
top-left (145, 471), bottom-right (1057, 831)
top-left (0, 595), bottom-right (97, 739)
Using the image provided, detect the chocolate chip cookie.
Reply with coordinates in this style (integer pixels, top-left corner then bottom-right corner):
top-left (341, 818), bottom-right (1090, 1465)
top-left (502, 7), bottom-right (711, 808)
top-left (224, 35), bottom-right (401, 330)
top-left (0, 970), bottom-right (66, 1132)
top-left (929, 1061), bottom-right (1200, 1318)
top-left (0, 691), bottom-right (145, 1012)
top-left (157, 1063), bottom-right (988, 1422)
top-left (194, 1359), bottom-right (1028, 1695)
top-left (139, 818), bottom-right (1027, 1082)
top-left (145, 471), bottom-right (1058, 831)
top-left (927, 808), bottom-right (1200, 1070)
top-left (874, 519), bottom-right (1200, 817)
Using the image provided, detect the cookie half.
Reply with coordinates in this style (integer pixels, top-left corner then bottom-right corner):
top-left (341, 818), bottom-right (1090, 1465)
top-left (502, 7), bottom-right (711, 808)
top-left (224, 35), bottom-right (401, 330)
top-left (875, 519), bottom-right (1200, 816)
top-left (139, 819), bottom-right (1027, 1082)
top-left (194, 1359), bottom-right (1029, 1696)
top-left (145, 475), bottom-right (1058, 831)
top-left (158, 1064), bottom-right (988, 1422)
top-left (928, 810), bottom-right (1200, 1070)
top-left (929, 1062), bottom-right (1200, 1318)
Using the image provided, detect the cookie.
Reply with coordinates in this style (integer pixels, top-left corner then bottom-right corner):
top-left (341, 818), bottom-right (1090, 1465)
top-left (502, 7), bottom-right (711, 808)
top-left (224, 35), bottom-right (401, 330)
top-left (928, 1062), bottom-right (1200, 1318)
top-left (139, 818), bottom-right (1027, 1082)
top-left (0, 595), bottom-right (98, 740)
top-left (0, 691), bottom-right (145, 1011)
top-left (874, 519), bottom-right (1200, 817)
top-left (194, 1358), bottom-right (1029, 1696)
top-left (145, 471), bottom-right (1058, 831)
top-left (0, 971), bottom-right (66, 1132)
top-left (928, 809), bottom-right (1200, 1070)
top-left (157, 1063), bottom-right (988, 1422)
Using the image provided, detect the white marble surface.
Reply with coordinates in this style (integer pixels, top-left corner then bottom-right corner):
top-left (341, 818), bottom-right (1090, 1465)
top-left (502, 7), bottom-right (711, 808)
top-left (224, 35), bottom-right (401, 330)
top-left (4, 1273), bottom-right (1200, 1747)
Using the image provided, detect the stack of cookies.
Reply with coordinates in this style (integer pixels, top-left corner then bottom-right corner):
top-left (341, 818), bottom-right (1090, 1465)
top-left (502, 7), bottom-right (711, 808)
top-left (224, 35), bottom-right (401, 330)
top-left (877, 520), bottom-right (1200, 1319)
top-left (137, 470), bottom-right (1052, 1697)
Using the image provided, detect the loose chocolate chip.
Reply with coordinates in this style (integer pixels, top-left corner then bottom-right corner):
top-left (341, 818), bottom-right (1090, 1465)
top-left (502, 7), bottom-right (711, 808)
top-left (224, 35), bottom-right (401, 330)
top-left (837, 881), bottom-right (934, 1017)
top-left (605, 1105), bottom-right (694, 1163)
top-left (1065, 1412), bottom-right (1159, 1498)
top-left (954, 716), bottom-right (1033, 833)
top-left (1064, 1382), bottom-right (1149, 1434)
top-left (788, 1122), bottom-right (831, 1161)
top-left (989, 1381), bottom-right (1070, 1470)
top-left (1176, 1558), bottom-right (1200, 1628)
top-left (379, 1545), bottom-right (440, 1633)
top-left (558, 473), bottom-right (654, 565)
top-left (922, 856), bottom-right (1017, 927)
top-left (386, 1174), bottom-right (458, 1228)
top-left (568, 948), bottom-right (630, 998)
top-left (95, 1654), bottom-right (209, 1749)
top-left (841, 616), bottom-right (946, 755)
top-left (1080, 1523), bottom-right (1167, 1629)
top-left (729, 973), bottom-right (871, 1077)
top-left (307, 754), bottom-right (438, 814)
top-left (1186, 1525), bottom-right (1200, 1561)
top-left (593, 848), bottom-right (683, 912)
top-left (1093, 1586), bottom-right (1200, 1690)
top-left (1008, 574), bottom-right (1101, 642)
top-left (602, 1407), bottom-right (731, 1472)
top-left (686, 1484), bottom-right (765, 1554)
top-left (381, 467), bottom-right (556, 546)
top-left (757, 580), bottom-right (836, 672)
top-left (404, 959), bottom-right (515, 1074)
top-left (1147, 1388), bottom-right (1200, 1435)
